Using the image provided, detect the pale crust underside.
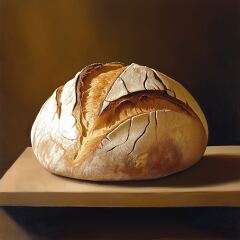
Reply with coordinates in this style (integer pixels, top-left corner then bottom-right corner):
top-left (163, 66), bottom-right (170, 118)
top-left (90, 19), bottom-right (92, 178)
top-left (31, 63), bottom-right (208, 181)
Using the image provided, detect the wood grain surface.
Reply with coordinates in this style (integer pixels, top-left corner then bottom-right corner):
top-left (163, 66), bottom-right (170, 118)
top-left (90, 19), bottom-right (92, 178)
top-left (0, 146), bottom-right (240, 207)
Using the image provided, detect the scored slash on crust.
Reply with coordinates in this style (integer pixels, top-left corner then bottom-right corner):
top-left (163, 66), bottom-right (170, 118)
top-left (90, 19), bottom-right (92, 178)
top-left (99, 63), bottom-right (172, 114)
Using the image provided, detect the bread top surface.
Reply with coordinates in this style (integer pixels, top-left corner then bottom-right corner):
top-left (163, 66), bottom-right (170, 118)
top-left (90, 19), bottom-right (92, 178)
top-left (56, 63), bottom-right (207, 164)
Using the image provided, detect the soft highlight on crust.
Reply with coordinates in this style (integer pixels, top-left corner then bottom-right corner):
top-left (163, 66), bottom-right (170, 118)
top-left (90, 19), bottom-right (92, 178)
top-left (31, 62), bottom-right (208, 181)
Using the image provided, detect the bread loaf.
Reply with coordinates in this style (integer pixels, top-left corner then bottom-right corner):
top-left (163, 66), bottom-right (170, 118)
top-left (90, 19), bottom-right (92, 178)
top-left (31, 62), bottom-right (208, 181)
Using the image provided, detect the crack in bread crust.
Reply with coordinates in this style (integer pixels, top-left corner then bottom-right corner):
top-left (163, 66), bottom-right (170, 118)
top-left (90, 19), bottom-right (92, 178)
top-left (127, 114), bottom-right (150, 156)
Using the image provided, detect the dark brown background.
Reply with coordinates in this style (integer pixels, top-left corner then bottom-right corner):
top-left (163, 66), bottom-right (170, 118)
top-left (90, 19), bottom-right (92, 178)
top-left (0, 0), bottom-right (239, 176)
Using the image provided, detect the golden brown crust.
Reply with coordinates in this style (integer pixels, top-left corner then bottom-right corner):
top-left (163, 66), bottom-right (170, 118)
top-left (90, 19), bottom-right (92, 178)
top-left (73, 63), bottom-right (125, 142)
top-left (31, 62), bottom-right (208, 181)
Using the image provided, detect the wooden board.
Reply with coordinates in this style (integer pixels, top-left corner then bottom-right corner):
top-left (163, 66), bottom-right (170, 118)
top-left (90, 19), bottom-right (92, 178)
top-left (0, 146), bottom-right (240, 207)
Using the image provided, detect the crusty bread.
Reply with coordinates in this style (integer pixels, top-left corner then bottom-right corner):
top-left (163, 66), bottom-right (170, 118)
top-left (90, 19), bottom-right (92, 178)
top-left (31, 63), bottom-right (208, 181)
